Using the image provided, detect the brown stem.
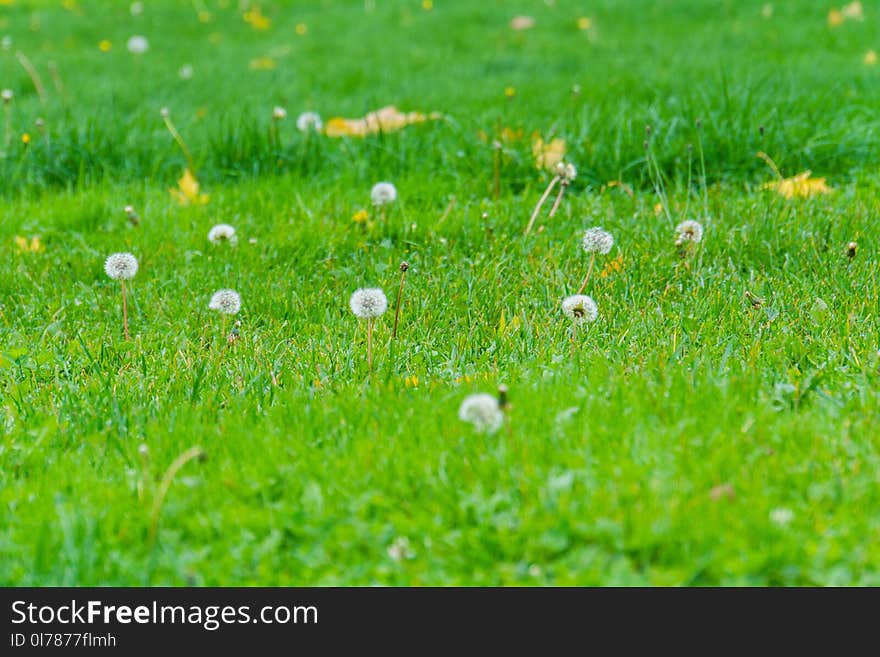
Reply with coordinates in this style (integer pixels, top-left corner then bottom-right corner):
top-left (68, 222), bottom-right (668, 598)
top-left (392, 271), bottom-right (407, 339)
top-left (548, 184), bottom-right (566, 218)
top-left (121, 280), bottom-right (130, 341)
top-left (577, 253), bottom-right (596, 295)
top-left (524, 175), bottom-right (559, 235)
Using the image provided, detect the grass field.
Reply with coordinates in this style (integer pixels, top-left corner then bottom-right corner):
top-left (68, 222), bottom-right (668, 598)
top-left (1, 0), bottom-right (879, 586)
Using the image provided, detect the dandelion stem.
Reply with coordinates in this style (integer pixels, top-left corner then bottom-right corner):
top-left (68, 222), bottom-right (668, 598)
top-left (437, 195), bottom-right (456, 226)
top-left (696, 119), bottom-right (709, 217)
top-left (162, 115), bottom-right (195, 172)
top-left (392, 264), bottom-right (408, 339)
top-left (3, 105), bottom-right (9, 148)
top-left (15, 51), bottom-right (46, 105)
top-left (548, 184), bottom-right (566, 219)
top-left (121, 280), bottom-right (130, 341)
top-left (577, 253), bottom-right (596, 295)
top-left (367, 318), bottom-right (374, 373)
top-left (492, 145), bottom-right (501, 201)
top-left (47, 61), bottom-right (67, 103)
top-left (148, 446), bottom-right (205, 547)
top-left (524, 175), bottom-right (559, 235)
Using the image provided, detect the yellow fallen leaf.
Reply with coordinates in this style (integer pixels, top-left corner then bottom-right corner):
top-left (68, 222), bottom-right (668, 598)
top-left (14, 235), bottom-right (43, 253)
top-left (169, 168), bottom-right (209, 206)
top-left (531, 135), bottom-right (566, 171)
top-left (600, 254), bottom-right (624, 278)
top-left (323, 105), bottom-right (441, 137)
top-left (762, 171), bottom-right (833, 199)
top-left (864, 50), bottom-right (877, 65)
top-left (828, 9), bottom-right (844, 25)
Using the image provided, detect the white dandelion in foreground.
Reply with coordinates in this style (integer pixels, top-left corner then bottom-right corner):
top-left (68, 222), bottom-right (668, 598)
top-left (104, 253), bottom-right (138, 340)
top-left (296, 111), bottom-right (323, 132)
top-left (350, 287), bottom-right (388, 372)
top-left (272, 106), bottom-right (287, 120)
top-left (126, 35), bottom-right (149, 54)
top-left (674, 219), bottom-right (704, 246)
top-left (582, 227), bottom-right (614, 255)
top-left (370, 182), bottom-right (398, 208)
top-left (209, 289), bottom-right (241, 315)
top-left (207, 223), bottom-right (238, 245)
top-left (458, 393), bottom-right (504, 434)
top-left (577, 227), bottom-right (615, 294)
top-left (561, 294), bottom-right (598, 326)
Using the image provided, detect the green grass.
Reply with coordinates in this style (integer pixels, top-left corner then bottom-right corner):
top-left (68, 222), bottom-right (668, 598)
top-left (1, 0), bottom-right (879, 585)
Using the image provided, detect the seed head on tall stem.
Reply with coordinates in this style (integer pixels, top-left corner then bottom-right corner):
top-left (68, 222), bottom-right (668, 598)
top-left (104, 252), bottom-right (139, 340)
top-left (350, 287), bottom-right (388, 373)
top-left (577, 227), bottom-right (614, 294)
top-left (392, 261), bottom-right (409, 339)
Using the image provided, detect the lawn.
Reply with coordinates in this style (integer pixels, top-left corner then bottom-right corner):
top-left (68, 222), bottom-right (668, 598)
top-left (1, 0), bottom-right (879, 585)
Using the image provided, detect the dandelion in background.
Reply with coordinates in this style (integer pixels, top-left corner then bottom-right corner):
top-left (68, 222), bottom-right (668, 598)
top-left (296, 111), bottom-right (323, 133)
top-left (350, 287), bottom-right (388, 372)
top-left (104, 252), bottom-right (138, 340)
top-left (674, 220), bottom-right (703, 247)
top-left (770, 507), bottom-right (794, 527)
top-left (2, 89), bottom-right (12, 148)
top-left (392, 261), bottom-right (410, 339)
top-left (209, 288), bottom-right (241, 338)
top-left (178, 64), bottom-right (194, 80)
top-left (577, 227), bottom-right (614, 294)
top-left (126, 35), bottom-right (149, 54)
top-left (562, 294), bottom-right (598, 344)
top-left (371, 182), bottom-right (397, 222)
top-left (458, 388), bottom-right (507, 434)
top-left (548, 161), bottom-right (576, 219)
top-left (124, 204), bottom-right (140, 226)
top-left (208, 223), bottom-right (237, 245)
top-left (270, 106), bottom-right (286, 147)
top-left (846, 241), bottom-right (858, 259)
top-left (272, 106), bottom-right (287, 120)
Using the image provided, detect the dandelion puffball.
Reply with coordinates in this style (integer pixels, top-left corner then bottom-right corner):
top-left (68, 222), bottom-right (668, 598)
top-left (371, 182), bottom-right (397, 207)
top-left (561, 295), bottom-right (598, 325)
top-left (582, 227), bottom-right (614, 254)
top-left (208, 223), bottom-right (238, 245)
top-left (104, 252), bottom-right (139, 280)
top-left (556, 161), bottom-right (577, 182)
top-left (126, 35), bottom-right (149, 54)
top-left (1, 89), bottom-right (12, 103)
top-left (458, 393), bottom-right (504, 434)
top-left (296, 111), bottom-right (322, 132)
top-left (675, 220), bottom-right (704, 245)
top-left (209, 289), bottom-right (241, 315)
top-left (272, 106), bottom-right (287, 120)
top-left (349, 288), bottom-right (388, 319)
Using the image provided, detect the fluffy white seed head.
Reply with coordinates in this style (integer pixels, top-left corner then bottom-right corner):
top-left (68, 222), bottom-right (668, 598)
top-left (126, 35), bottom-right (149, 54)
top-left (159, 106), bottom-right (170, 118)
top-left (208, 223), bottom-right (238, 245)
top-left (582, 227), bottom-right (614, 254)
top-left (209, 289), bottom-right (241, 315)
top-left (556, 161), bottom-right (577, 183)
top-left (296, 111), bottom-right (323, 132)
top-left (272, 106), bottom-right (287, 120)
top-left (104, 252), bottom-right (139, 280)
top-left (1, 89), bottom-right (12, 103)
top-left (371, 182), bottom-right (398, 207)
top-left (349, 288), bottom-right (388, 319)
top-left (561, 295), bottom-right (598, 325)
top-left (458, 393), bottom-right (504, 434)
top-left (675, 220), bottom-right (704, 245)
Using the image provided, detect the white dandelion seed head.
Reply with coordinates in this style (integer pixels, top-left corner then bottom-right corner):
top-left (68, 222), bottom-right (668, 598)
top-left (770, 507), bottom-right (794, 526)
top-left (159, 106), bottom-right (170, 118)
top-left (582, 227), bottom-right (614, 254)
top-left (675, 220), bottom-right (704, 245)
top-left (296, 111), bottom-right (323, 132)
top-left (272, 106), bottom-right (287, 120)
top-left (209, 289), bottom-right (241, 315)
top-left (1, 89), bottom-right (12, 103)
top-left (104, 252), bottom-right (139, 280)
top-left (126, 35), bottom-right (149, 54)
top-left (1, 36), bottom-right (12, 51)
top-left (556, 161), bottom-right (577, 182)
top-left (371, 182), bottom-right (398, 207)
top-left (458, 393), bottom-right (504, 434)
top-left (349, 288), bottom-right (388, 319)
top-left (178, 64), bottom-right (194, 80)
top-left (130, 1), bottom-right (144, 15)
top-left (561, 295), bottom-right (598, 325)
top-left (207, 223), bottom-right (238, 245)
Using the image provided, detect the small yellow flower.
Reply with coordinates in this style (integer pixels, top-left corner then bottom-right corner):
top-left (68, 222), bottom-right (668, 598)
top-left (828, 9), bottom-right (844, 26)
top-left (243, 7), bottom-right (271, 30)
top-left (198, 10), bottom-right (212, 23)
top-left (98, 39), bottom-right (111, 52)
top-left (14, 235), bottom-right (43, 253)
top-left (653, 202), bottom-right (664, 216)
top-left (249, 56), bottom-right (276, 70)
top-left (504, 86), bottom-right (516, 98)
top-left (295, 23), bottom-right (307, 35)
top-left (404, 375), bottom-right (419, 387)
top-left (352, 209), bottom-right (369, 224)
top-left (21, 132), bottom-right (30, 144)
top-left (422, 0), bottom-right (433, 10)
top-left (864, 50), bottom-right (877, 65)
top-left (577, 17), bottom-right (592, 30)
top-left (169, 168), bottom-right (210, 206)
